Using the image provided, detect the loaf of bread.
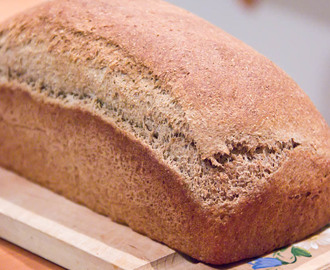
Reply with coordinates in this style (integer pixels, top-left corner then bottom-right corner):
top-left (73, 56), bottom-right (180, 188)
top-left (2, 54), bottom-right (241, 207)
top-left (0, 0), bottom-right (329, 265)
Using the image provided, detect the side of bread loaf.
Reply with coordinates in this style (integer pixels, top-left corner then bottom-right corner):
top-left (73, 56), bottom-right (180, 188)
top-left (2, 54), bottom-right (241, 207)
top-left (0, 0), bottom-right (329, 264)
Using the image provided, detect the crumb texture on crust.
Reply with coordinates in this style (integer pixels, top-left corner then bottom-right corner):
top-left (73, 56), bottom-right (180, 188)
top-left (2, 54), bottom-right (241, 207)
top-left (0, 0), bottom-right (329, 265)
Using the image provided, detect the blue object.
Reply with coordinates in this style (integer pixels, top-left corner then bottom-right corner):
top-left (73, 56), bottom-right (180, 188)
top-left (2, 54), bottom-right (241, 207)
top-left (248, 257), bottom-right (283, 269)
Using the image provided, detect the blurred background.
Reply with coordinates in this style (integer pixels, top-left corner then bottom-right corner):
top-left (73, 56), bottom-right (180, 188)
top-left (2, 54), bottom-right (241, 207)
top-left (166, 0), bottom-right (330, 124)
top-left (0, 0), bottom-right (329, 123)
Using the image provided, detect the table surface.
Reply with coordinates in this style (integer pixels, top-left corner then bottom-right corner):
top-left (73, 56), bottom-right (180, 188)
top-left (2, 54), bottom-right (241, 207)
top-left (0, 238), bottom-right (63, 270)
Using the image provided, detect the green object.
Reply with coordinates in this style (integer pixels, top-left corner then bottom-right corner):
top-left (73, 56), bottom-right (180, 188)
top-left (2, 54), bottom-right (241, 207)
top-left (291, 246), bottom-right (312, 257)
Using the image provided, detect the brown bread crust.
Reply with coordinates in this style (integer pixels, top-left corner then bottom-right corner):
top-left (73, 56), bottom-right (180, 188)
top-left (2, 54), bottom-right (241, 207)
top-left (0, 0), bottom-right (329, 264)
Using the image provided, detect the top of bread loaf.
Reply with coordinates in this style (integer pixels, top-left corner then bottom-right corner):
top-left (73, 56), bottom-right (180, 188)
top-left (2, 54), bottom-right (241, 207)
top-left (0, 0), bottom-right (329, 203)
top-left (1, 0), bottom-right (328, 155)
top-left (1, 0), bottom-right (329, 201)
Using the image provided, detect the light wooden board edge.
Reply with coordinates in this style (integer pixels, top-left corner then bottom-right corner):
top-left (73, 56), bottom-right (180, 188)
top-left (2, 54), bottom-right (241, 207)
top-left (0, 197), bottom-right (195, 270)
top-left (293, 251), bottom-right (330, 270)
top-left (0, 197), bottom-right (151, 270)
